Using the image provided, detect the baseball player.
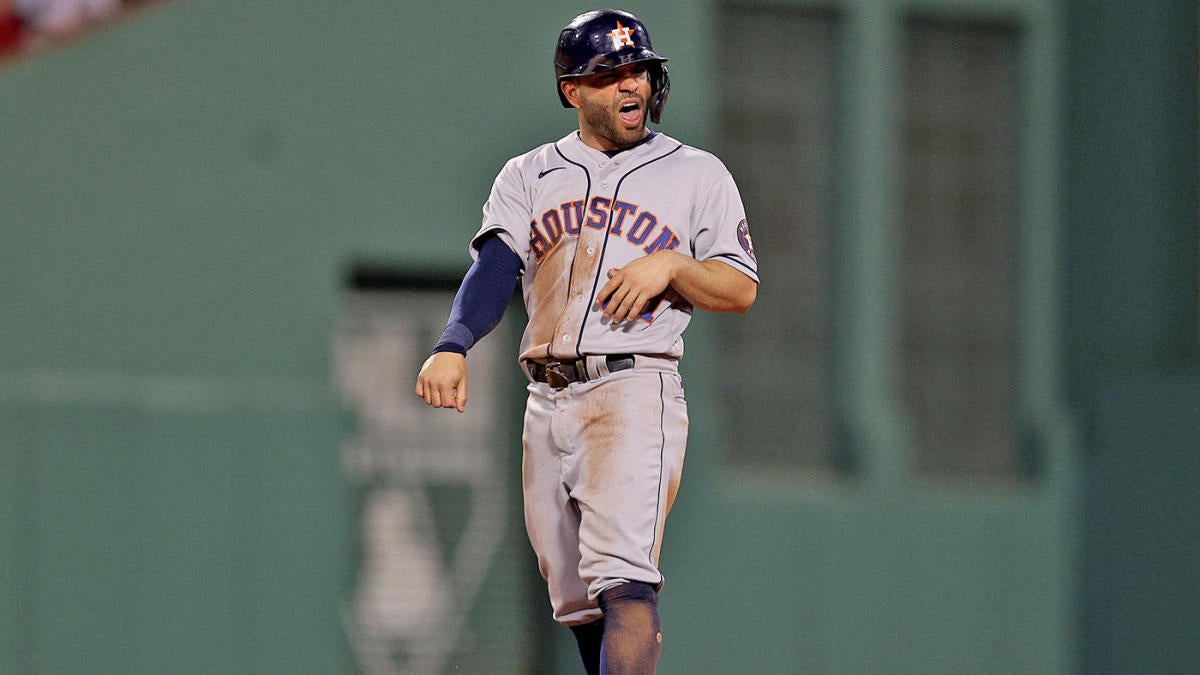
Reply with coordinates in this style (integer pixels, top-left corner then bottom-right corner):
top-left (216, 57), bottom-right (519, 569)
top-left (415, 9), bottom-right (758, 673)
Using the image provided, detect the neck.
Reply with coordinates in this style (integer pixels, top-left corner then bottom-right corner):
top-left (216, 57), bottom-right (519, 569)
top-left (577, 127), bottom-right (650, 153)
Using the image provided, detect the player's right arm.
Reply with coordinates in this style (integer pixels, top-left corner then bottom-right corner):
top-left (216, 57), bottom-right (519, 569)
top-left (596, 249), bottom-right (756, 323)
top-left (415, 233), bottom-right (522, 413)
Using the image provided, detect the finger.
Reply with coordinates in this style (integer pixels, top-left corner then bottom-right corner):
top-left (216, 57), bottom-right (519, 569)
top-left (624, 300), bottom-right (646, 323)
top-left (622, 292), bottom-right (644, 322)
top-left (621, 295), bottom-right (647, 323)
top-left (456, 373), bottom-right (469, 412)
top-left (597, 268), bottom-right (628, 306)
top-left (595, 278), bottom-right (618, 310)
top-left (605, 286), bottom-right (632, 318)
top-left (614, 285), bottom-right (643, 319)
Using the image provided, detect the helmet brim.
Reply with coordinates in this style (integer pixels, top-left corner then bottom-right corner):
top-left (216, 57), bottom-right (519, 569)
top-left (555, 49), bottom-right (668, 80)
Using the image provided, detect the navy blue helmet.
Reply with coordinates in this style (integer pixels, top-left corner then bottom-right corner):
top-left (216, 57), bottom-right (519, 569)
top-left (554, 9), bottom-right (671, 123)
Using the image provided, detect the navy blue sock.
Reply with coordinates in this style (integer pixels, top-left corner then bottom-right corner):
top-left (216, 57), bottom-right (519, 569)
top-left (570, 618), bottom-right (605, 675)
top-left (597, 582), bottom-right (662, 675)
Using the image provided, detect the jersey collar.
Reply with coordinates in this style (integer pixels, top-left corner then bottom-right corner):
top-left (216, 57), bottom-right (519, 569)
top-left (558, 129), bottom-right (667, 167)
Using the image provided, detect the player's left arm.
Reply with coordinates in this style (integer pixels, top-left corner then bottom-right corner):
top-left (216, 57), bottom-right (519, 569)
top-left (596, 250), bottom-right (756, 323)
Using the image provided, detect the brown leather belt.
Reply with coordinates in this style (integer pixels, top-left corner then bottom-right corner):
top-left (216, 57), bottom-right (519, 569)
top-left (525, 354), bottom-right (635, 390)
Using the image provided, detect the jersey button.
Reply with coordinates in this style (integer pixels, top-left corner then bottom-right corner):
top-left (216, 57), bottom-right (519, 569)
top-left (562, 335), bottom-right (572, 342)
top-left (586, 247), bottom-right (595, 255)
top-left (601, 181), bottom-right (608, 187)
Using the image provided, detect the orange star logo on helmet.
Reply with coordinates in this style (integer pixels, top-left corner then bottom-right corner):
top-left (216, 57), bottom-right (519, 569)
top-left (608, 21), bottom-right (635, 48)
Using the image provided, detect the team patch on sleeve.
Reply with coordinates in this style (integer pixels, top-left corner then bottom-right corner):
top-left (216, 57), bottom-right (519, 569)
top-left (736, 219), bottom-right (756, 262)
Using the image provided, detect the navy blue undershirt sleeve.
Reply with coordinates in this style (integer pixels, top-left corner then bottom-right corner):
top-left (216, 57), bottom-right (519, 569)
top-left (433, 233), bottom-right (522, 355)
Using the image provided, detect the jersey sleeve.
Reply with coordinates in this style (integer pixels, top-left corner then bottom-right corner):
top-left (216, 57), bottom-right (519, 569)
top-left (691, 172), bottom-right (759, 282)
top-left (471, 157), bottom-right (531, 265)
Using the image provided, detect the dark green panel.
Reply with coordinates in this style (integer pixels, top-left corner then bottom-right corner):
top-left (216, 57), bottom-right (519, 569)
top-left (26, 404), bottom-right (145, 674)
top-left (1065, 0), bottom-right (1200, 672)
top-left (1064, 0), bottom-right (1199, 380)
top-left (7, 402), bottom-right (353, 673)
top-left (1080, 375), bottom-right (1200, 674)
top-left (0, 405), bottom-right (34, 675)
top-left (241, 409), bottom-right (353, 673)
top-left (131, 412), bottom-right (252, 672)
top-left (658, 491), bottom-right (1067, 674)
top-left (658, 501), bottom-right (835, 673)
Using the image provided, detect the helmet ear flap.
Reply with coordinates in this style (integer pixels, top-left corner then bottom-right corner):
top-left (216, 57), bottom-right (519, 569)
top-left (649, 63), bottom-right (670, 124)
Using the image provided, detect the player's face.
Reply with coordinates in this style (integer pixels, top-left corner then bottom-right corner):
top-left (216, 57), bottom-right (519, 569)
top-left (565, 62), bottom-right (653, 152)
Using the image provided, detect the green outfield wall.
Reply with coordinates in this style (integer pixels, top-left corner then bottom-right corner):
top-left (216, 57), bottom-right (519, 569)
top-left (0, 0), bottom-right (1195, 672)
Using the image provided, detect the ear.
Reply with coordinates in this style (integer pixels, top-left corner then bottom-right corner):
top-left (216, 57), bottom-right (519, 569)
top-left (560, 79), bottom-right (581, 109)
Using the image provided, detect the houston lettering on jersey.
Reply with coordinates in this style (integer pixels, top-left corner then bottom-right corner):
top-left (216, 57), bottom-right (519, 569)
top-left (529, 196), bottom-right (682, 263)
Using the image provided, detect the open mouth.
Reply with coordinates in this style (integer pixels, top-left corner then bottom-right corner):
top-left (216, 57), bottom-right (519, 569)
top-left (618, 100), bottom-right (642, 126)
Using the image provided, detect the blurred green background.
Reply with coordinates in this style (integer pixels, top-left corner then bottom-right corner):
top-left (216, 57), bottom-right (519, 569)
top-left (1, 0), bottom-right (1196, 673)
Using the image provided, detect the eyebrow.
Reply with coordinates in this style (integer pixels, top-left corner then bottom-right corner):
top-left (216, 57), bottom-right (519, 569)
top-left (595, 65), bottom-right (647, 80)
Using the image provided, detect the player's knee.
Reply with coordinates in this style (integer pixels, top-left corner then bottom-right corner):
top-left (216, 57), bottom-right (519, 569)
top-left (597, 580), bottom-right (658, 611)
top-left (598, 581), bottom-right (661, 640)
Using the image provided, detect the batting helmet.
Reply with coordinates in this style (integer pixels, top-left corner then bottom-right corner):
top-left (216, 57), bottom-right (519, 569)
top-left (554, 9), bottom-right (671, 123)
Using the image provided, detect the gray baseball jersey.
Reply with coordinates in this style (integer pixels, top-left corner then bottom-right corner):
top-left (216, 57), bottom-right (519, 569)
top-left (471, 129), bottom-right (758, 626)
top-left (471, 130), bottom-right (759, 363)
